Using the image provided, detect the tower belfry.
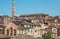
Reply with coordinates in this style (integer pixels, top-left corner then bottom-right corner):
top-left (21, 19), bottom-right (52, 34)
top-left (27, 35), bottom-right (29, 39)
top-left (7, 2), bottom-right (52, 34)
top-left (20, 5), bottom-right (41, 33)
top-left (12, 0), bottom-right (15, 17)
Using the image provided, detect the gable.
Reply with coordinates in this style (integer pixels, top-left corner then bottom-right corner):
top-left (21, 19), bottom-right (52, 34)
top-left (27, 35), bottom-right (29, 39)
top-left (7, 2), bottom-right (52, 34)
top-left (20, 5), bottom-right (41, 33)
top-left (6, 22), bottom-right (18, 29)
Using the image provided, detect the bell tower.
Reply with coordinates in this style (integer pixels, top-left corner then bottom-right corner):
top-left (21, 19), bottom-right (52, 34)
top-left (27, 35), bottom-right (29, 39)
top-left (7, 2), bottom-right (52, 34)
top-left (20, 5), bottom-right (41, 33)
top-left (12, 0), bottom-right (15, 17)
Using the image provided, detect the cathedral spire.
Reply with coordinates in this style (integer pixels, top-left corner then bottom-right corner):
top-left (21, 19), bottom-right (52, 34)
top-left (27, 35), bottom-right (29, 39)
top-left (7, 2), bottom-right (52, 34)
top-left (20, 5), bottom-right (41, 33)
top-left (12, 0), bottom-right (15, 17)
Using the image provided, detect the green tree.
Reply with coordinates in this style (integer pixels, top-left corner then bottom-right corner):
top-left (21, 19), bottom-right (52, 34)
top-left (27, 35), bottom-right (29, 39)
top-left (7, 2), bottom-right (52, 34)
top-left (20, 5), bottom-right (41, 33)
top-left (44, 32), bottom-right (52, 39)
top-left (37, 37), bottom-right (42, 39)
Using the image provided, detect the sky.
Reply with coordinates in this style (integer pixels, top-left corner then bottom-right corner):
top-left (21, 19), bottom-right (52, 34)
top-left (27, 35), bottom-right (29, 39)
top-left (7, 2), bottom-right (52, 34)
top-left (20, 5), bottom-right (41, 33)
top-left (0, 0), bottom-right (60, 16)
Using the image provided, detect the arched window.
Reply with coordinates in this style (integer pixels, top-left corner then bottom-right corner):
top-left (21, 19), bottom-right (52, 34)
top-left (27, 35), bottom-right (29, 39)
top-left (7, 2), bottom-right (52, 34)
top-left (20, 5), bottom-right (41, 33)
top-left (7, 29), bottom-right (9, 35)
top-left (10, 28), bottom-right (13, 36)
top-left (0, 29), bottom-right (3, 34)
top-left (14, 29), bottom-right (16, 35)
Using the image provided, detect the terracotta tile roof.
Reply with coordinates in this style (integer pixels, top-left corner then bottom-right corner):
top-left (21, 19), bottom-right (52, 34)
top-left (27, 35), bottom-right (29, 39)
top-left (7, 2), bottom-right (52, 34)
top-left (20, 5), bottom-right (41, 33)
top-left (47, 18), bottom-right (55, 21)
top-left (20, 14), bottom-right (48, 17)
top-left (12, 21), bottom-right (21, 25)
top-left (18, 26), bottom-right (33, 30)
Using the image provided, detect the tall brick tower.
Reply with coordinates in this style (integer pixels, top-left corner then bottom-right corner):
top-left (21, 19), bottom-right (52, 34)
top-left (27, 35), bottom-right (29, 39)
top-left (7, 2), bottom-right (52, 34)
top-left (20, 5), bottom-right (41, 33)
top-left (12, 0), bottom-right (15, 17)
